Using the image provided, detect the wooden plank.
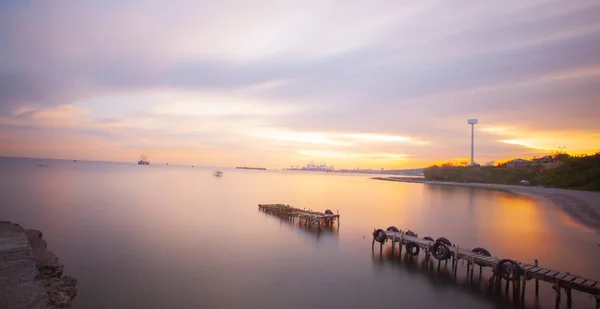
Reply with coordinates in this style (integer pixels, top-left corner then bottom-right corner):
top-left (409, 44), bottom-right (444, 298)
top-left (561, 275), bottom-right (577, 282)
top-left (520, 265), bottom-right (536, 271)
top-left (536, 269), bottom-right (552, 275)
top-left (474, 260), bottom-right (496, 266)
top-left (583, 280), bottom-right (598, 287)
top-left (528, 267), bottom-right (543, 273)
top-left (571, 277), bottom-right (587, 285)
top-left (546, 271), bottom-right (560, 277)
top-left (554, 272), bottom-right (570, 280)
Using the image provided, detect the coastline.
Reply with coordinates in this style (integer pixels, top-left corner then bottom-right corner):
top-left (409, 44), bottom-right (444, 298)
top-left (373, 177), bottom-right (600, 230)
top-left (0, 222), bottom-right (77, 308)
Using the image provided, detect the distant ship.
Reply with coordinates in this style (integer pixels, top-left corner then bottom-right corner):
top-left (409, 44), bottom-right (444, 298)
top-left (138, 155), bottom-right (150, 165)
top-left (236, 166), bottom-right (266, 170)
top-left (214, 171), bottom-right (223, 177)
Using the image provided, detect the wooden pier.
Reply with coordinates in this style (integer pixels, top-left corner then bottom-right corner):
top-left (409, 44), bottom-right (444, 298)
top-left (372, 227), bottom-right (600, 308)
top-left (258, 204), bottom-right (340, 229)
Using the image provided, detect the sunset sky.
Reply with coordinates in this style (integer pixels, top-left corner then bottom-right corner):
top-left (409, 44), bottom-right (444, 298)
top-left (1, 1), bottom-right (599, 168)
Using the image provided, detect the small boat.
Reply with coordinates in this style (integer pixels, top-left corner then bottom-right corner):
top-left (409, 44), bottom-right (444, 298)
top-left (214, 171), bottom-right (223, 177)
top-left (138, 155), bottom-right (150, 165)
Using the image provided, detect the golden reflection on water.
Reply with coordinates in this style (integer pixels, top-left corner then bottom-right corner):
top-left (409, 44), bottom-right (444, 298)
top-left (482, 193), bottom-right (551, 258)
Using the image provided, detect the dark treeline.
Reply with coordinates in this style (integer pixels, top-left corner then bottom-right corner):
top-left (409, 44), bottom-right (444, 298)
top-left (424, 153), bottom-right (600, 191)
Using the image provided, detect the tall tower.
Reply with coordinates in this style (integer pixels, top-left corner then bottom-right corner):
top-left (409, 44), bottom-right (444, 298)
top-left (468, 119), bottom-right (478, 166)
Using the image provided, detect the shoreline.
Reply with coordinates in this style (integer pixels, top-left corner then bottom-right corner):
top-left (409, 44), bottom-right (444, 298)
top-left (0, 222), bottom-right (78, 308)
top-left (373, 177), bottom-right (600, 231)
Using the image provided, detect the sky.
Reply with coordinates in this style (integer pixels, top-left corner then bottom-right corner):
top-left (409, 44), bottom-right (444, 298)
top-left (1, 0), bottom-right (599, 168)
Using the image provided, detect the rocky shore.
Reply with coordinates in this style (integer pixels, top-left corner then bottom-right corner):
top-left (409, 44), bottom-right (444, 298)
top-left (0, 222), bottom-right (77, 309)
top-left (373, 177), bottom-right (600, 230)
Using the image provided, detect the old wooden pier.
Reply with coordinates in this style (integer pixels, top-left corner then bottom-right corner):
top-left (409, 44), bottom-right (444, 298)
top-left (372, 227), bottom-right (600, 308)
top-left (258, 204), bottom-right (339, 229)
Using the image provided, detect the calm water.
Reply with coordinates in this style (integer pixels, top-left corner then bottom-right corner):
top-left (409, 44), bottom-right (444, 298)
top-left (1, 157), bottom-right (599, 309)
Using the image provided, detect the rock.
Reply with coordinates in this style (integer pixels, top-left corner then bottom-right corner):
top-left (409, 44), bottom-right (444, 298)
top-left (1, 222), bottom-right (52, 309)
top-left (1, 222), bottom-right (77, 308)
top-left (36, 251), bottom-right (64, 279)
top-left (25, 229), bottom-right (44, 240)
top-left (45, 277), bottom-right (78, 307)
top-left (61, 275), bottom-right (78, 287)
top-left (47, 288), bottom-right (75, 308)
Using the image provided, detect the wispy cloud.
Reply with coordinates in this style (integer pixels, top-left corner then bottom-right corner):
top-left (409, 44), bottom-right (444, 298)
top-left (1, 0), bottom-right (599, 167)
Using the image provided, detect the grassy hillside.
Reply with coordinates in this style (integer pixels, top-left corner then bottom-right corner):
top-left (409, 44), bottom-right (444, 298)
top-left (423, 153), bottom-right (600, 191)
top-left (533, 153), bottom-right (600, 191)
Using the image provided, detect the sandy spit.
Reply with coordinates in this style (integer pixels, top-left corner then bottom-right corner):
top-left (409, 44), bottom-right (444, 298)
top-left (374, 178), bottom-right (600, 231)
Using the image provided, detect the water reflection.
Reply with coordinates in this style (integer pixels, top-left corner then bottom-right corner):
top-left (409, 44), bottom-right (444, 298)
top-left (2, 158), bottom-right (599, 309)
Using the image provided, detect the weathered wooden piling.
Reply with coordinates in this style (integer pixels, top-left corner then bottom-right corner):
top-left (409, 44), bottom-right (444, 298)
top-left (535, 259), bottom-right (540, 296)
top-left (521, 273), bottom-right (527, 303)
top-left (258, 204), bottom-right (340, 230)
top-left (373, 227), bottom-right (600, 307)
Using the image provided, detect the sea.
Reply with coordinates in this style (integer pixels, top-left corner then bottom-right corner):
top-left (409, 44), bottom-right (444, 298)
top-left (1, 157), bottom-right (599, 309)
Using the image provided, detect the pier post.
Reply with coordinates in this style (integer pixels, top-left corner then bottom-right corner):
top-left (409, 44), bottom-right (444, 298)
top-left (470, 257), bottom-right (475, 282)
top-left (521, 273), bottom-right (527, 304)
top-left (455, 258), bottom-right (459, 278)
top-left (391, 234), bottom-right (396, 256)
top-left (452, 245), bottom-right (456, 276)
top-left (514, 276), bottom-right (520, 302)
top-left (454, 246), bottom-right (459, 277)
top-left (372, 229), bottom-right (375, 250)
top-left (505, 278), bottom-right (510, 296)
top-left (399, 231), bottom-right (404, 255)
top-left (535, 259), bottom-right (539, 297)
top-left (488, 274), bottom-right (495, 288)
top-left (554, 281), bottom-right (561, 308)
top-left (426, 244), bottom-right (431, 261)
top-left (565, 287), bottom-right (572, 306)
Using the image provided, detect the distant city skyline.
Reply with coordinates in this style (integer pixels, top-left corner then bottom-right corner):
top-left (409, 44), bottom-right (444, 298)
top-left (1, 1), bottom-right (599, 169)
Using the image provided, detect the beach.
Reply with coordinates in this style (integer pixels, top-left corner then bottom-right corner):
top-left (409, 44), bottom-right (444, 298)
top-left (374, 177), bottom-right (600, 230)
